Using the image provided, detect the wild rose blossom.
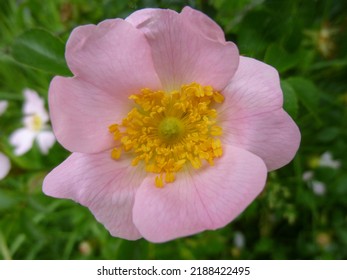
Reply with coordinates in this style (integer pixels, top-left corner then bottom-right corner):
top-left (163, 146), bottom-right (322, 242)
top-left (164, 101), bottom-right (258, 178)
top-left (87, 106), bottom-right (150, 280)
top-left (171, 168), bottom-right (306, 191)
top-left (43, 7), bottom-right (300, 242)
top-left (10, 89), bottom-right (55, 156)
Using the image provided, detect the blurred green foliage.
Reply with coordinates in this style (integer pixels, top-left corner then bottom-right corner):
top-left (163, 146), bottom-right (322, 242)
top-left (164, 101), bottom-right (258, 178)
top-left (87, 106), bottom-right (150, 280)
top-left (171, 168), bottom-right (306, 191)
top-left (0, 0), bottom-right (346, 260)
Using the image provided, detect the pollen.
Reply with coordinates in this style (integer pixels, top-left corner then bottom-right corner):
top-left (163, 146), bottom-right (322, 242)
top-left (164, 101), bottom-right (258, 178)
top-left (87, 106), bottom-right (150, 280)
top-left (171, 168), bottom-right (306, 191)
top-left (30, 114), bottom-right (43, 132)
top-left (109, 82), bottom-right (224, 187)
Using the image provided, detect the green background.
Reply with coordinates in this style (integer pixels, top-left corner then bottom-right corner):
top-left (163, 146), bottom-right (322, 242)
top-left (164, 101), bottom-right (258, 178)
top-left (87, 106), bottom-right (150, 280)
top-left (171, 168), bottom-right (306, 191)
top-left (0, 0), bottom-right (347, 259)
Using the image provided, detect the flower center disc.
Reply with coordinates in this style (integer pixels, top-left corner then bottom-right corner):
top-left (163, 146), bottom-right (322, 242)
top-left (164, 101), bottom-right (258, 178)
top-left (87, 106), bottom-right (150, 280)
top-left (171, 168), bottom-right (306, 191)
top-left (109, 82), bottom-right (225, 187)
top-left (29, 114), bottom-right (43, 132)
top-left (158, 117), bottom-right (184, 142)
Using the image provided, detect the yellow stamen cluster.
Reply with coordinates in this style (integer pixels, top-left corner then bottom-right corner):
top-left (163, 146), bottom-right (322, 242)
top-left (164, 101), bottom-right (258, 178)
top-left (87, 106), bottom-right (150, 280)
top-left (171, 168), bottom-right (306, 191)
top-left (30, 114), bottom-right (43, 132)
top-left (109, 82), bottom-right (224, 187)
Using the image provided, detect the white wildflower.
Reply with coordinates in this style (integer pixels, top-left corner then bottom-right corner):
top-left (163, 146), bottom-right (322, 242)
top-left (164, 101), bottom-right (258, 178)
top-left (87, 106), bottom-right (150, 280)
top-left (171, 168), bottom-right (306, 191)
top-left (234, 231), bottom-right (245, 249)
top-left (311, 180), bottom-right (326, 196)
top-left (0, 101), bottom-right (10, 179)
top-left (302, 171), bottom-right (314, 182)
top-left (0, 101), bottom-right (8, 116)
top-left (10, 89), bottom-right (55, 155)
top-left (0, 152), bottom-right (10, 180)
top-left (319, 151), bottom-right (341, 169)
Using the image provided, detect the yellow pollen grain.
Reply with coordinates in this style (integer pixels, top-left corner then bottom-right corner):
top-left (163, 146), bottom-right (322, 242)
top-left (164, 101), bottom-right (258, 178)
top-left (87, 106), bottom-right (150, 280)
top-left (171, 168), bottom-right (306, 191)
top-left (165, 172), bottom-right (175, 183)
top-left (111, 148), bottom-right (121, 159)
top-left (213, 91), bottom-right (225, 103)
top-left (108, 82), bottom-right (225, 187)
top-left (31, 114), bottom-right (43, 132)
top-left (155, 175), bottom-right (164, 188)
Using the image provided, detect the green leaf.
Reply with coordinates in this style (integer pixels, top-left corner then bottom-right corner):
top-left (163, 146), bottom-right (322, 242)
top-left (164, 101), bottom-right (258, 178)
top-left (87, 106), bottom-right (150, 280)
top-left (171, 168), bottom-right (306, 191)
top-left (335, 175), bottom-right (347, 195)
top-left (2, 141), bottom-right (44, 171)
top-left (280, 80), bottom-right (298, 118)
top-left (9, 234), bottom-right (26, 257)
top-left (12, 29), bottom-right (71, 76)
top-left (286, 77), bottom-right (322, 122)
top-left (0, 91), bottom-right (23, 101)
top-left (0, 190), bottom-right (19, 210)
top-left (0, 232), bottom-right (11, 260)
top-left (264, 44), bottom-right (301, 73)
top-left (316, 127), bottom-right (340, 142)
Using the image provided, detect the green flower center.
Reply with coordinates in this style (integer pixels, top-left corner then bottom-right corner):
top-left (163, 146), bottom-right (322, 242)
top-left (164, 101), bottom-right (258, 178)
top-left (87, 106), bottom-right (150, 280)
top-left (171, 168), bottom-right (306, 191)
top-left (158, 117), bottom-right (185, 142)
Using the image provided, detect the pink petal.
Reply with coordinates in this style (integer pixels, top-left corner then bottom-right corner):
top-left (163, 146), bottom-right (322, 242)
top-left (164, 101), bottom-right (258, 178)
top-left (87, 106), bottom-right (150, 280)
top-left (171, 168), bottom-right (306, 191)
top-left (220, 56), bottom-right (283, 118)
top-left (221, 109), bottom-right (301, 171)
top-left (180, 6), bottom-right (226, 43)
top-left (219, 56), bottom-right (300, 170)
top-left (49, 76), bottom-right (131, 153)
top-left (65, 18), bottom-right (161, 95)
top-left (126, 8), bottom-right (239, 91)
top-left (43, 151), bottom-right (146, 240)
top-left (132, 145), bottom-right (267, 243)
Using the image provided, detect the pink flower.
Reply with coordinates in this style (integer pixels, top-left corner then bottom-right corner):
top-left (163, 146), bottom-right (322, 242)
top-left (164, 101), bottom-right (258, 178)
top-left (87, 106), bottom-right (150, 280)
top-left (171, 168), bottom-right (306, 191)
top-left (43, 7), bottom-right (300, 242)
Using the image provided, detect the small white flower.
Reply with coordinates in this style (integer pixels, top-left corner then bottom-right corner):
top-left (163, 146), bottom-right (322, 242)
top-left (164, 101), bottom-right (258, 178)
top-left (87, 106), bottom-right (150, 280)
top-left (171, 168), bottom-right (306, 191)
top-left (311, 180), bottom-right (326, 196)
top-left (0, 101), bottom-right (10, 180)
top-left (319, 151), bottom-right (341, 169)
top-left (0, 152), bottom-right (11, 180)
top-left (0, 101), bottom-right (8, 116)
top-left (10, 89), bottom-right (55, 156)
top-left (303, 170), bottom-right (327, 196)
top-left (233, 231), bottom-right (245, 249)
top-left (302, 171), bottom-right (314, 182)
